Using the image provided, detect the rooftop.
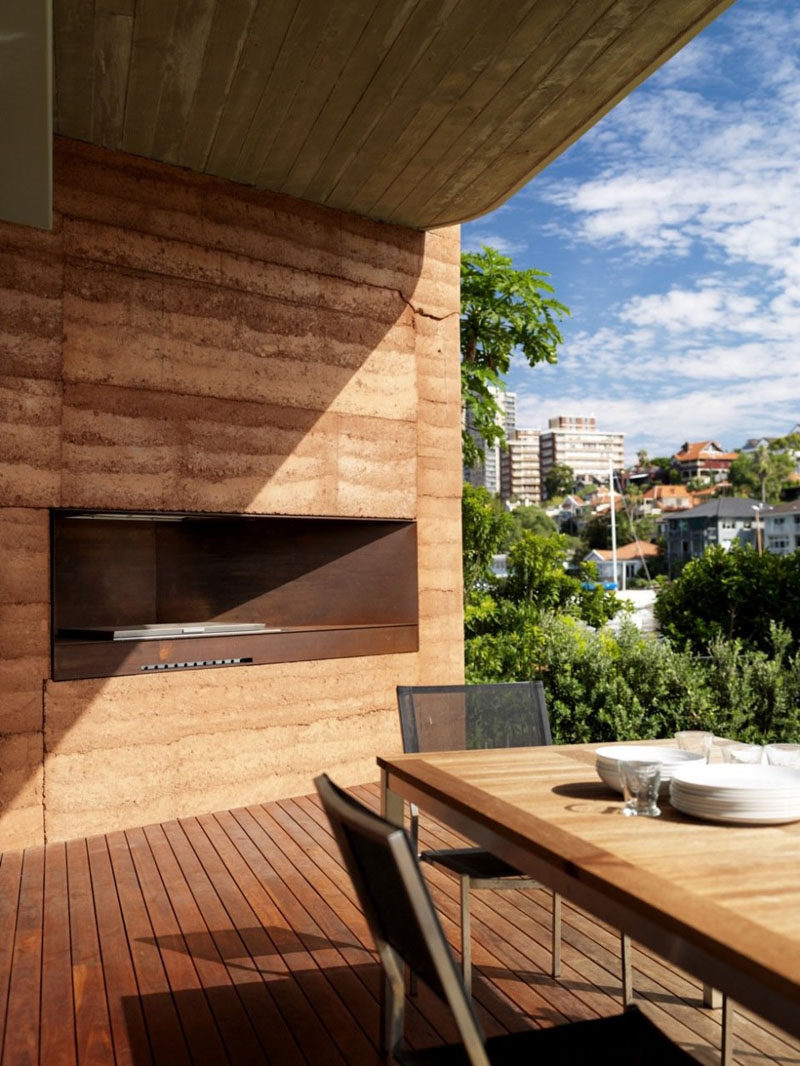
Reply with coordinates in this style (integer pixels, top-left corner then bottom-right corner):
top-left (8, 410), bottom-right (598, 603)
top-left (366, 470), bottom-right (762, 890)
top-left (642, 485), bottom-right (693, 501)
top-left (662, 497), bottom-right (763, 521)
top-left (765, 499), bottom-right (800, 515)
top-left (673, 442), bottom-right (739, 463)
top-left (590, 540), bottom-right (660, 561)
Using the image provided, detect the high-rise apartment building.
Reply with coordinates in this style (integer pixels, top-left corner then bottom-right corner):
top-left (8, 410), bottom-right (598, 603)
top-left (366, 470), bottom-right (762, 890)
top-left (464, 388), bottom-right (516, 496)
top-left (539, 414), bottom-right (624, 490)
top-left (507, 428), bottom-right (542, 503)
top-left (465, 406), bottom-right (623, 503)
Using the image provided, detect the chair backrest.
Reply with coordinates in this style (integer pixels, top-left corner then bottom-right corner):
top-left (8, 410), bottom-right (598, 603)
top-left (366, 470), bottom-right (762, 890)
top-left (315, 774), bottom-right (490, 1066)
top-left (396, 681), bottom-right (552, 754)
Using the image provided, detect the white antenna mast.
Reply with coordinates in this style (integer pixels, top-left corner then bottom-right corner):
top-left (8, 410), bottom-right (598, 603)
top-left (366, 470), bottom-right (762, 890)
top-left (609, 460), bottom-right (618, 588)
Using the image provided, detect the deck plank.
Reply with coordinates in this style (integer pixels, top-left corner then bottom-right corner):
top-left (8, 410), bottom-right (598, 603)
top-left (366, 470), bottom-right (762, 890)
top-left (3, 847), bottom-right (44, 1066)
top-left (66, 837), bottom-right (112, 1066)
top-left (203, 807), bottom-right (378, 1065)
top-left (85, 834), bottom-right (153, 1066)
top-left (0, 851), bottom-right (24, 1062)
top-left (159, 817), bottom-right (305, 1066)
top-left (266, 796), bottom-right (457, 1049)
top-left (41, 844), bottom-right (76, 1066)
top-left (125, 825), bottom-right (230, 1066)
top-left (230, 804), bottom-right (385, 1050)
top-left (141, 820), bottom-right (270, 1066)
top-left (179, 811), bottom-right (349, 1065)
top-left (1, 786), bottom-right (799, 1066)
top-left (105, 829), bottom-right (193, 1066)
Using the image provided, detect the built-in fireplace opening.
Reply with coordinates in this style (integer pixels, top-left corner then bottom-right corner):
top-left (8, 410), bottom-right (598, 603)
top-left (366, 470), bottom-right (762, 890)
top-left (51, 509), bottom-right (419, 681)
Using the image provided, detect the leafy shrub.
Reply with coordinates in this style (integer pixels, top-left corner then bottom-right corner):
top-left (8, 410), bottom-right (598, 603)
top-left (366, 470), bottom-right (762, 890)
top-left (464, 613), bottom-right (800, 745)
top-left (461, 483), bottom-right (800, 744)
top-left (655, 544), bottom-right (800, 654)
top-left (514, 617), bottom-right (716, 745)
top-left (703, 623), bottom-right (800, 743)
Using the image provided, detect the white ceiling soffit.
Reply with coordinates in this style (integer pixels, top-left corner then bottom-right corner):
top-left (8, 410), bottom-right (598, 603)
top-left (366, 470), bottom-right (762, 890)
top-left (48, 0), bottom-right (736, 231)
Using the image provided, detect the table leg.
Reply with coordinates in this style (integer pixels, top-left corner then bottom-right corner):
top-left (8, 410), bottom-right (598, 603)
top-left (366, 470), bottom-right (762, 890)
top-left (703, 984), bottom-right (722, 1009)
top-left (381, 767), bottom-right (404, 825)
top-left (721, 995), bottom-right (734, 1066)
top-left (621, 934), bottom-right (633, 1005)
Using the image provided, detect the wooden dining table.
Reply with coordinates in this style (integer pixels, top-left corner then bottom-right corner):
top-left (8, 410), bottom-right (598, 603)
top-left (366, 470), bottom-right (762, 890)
top-left (377, 743), bottom-right (800, 1042)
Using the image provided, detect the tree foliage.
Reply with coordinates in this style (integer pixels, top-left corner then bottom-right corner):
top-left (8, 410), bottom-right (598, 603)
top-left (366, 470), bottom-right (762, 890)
top-left (461, 484), bottom-right (513, 604)
top-left (504, 531), bottom-right (578, 609)
top-left (463, 508), bottom-right (625, 683)
top-left (729, 444), bottom-right (796, 504)
top-left (466, 611), bottom-right (800, 746)
top-left (503, 504), bottom-right (557, 547)
top-left (544, 462), bottom-right (575, 500)
top-left (633, 514), bottom-right (659, 543)
top-left (581, 510), bottom-right (634, 551)
top-left (461, 246), bottom-right (569, 467)
top-left (654, 544), bottom-right (800, 654)
top-left (461, 494), bottom-right (800, 746)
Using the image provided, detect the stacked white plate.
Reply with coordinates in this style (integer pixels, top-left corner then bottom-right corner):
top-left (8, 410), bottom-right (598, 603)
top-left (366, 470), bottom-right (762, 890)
top-left (670, 763), bottom-right (800, 825)
top-left (595, 745), bottom-right (705, 795)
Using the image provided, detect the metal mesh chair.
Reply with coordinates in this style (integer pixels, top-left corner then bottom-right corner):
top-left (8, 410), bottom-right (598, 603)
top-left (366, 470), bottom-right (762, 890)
top-left (315, 773), bottom-right (699, 1066)
top-left (396, 681), bottom-right (560, 993)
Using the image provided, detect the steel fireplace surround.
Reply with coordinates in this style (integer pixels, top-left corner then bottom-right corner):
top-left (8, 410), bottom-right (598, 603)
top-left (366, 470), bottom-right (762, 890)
top-left (51, 509), bottom-right (418, 681)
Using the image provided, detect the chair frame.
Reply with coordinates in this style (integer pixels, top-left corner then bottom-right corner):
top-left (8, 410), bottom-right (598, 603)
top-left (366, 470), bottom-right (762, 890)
top-left (316, 773), bottom-right (492, 1065)
top-left (316, 773), bottom-right (700, 1066)
top-left (397, 681), bottom-right (558, 991)
top-left (397, 682), bottom-right (634, 1006)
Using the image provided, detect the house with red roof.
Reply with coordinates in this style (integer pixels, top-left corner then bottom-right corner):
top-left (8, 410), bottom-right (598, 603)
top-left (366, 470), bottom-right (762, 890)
top-left (673, 441), bottom-right (739, 483)
top-left (640, 484), bottom-right (696, 516)
top-left (584, 540), bottom-right (660, 586)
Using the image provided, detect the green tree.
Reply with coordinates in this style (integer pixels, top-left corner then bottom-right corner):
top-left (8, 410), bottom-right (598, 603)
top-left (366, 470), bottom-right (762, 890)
top-left (633, 514), bottom-right (658, 543)
top-left (461, 246), bottom-right (569, 467)
top-left (502, 503), bottom-right (557, 549)
top-left (729, 445), bottom-right (796, 504)
top-left (513, 504), bottom-right (557, 536)
top-left (544, 462), bottom-right (575, 499)
top-left (581, 510), bottom-right (634, 551)
top-left (504, 531), bottom-right (577, 610)
top-left (461, 484), bottom-right (512, 604)
top-left (654, 543), bottom-right (800, 654)
top-left (650, 456), bottom-right (682, 484)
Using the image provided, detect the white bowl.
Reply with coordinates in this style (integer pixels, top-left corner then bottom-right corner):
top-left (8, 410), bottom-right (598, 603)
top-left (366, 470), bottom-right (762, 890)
top-left (595, 745), bottom-right (705, 794)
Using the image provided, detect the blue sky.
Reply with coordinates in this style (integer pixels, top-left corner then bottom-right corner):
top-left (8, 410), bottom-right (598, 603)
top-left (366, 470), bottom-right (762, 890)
top-left (462, 0), bottom-right (800, 464)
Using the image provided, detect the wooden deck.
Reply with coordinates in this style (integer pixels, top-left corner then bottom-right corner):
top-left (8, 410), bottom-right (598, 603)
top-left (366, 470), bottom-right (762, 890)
top-left (1, 783), bottom-right (798, 1066)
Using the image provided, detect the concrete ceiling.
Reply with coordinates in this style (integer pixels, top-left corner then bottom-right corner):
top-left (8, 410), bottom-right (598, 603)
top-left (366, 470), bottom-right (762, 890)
top-left (13, 0), bottom-right (738, 231)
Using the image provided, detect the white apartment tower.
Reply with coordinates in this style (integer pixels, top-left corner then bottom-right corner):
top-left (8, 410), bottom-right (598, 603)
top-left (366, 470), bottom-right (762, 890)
top-left (539, 415), bottom-right (624, 490)
top-left (465, 388), bottom-right (516, 496)
top-left (507, 428), bottom-right (542, 503)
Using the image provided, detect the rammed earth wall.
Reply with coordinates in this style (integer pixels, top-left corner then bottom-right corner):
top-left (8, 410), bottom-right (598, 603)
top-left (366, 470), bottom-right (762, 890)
top-left (0, 138), bottom-right (463, 849)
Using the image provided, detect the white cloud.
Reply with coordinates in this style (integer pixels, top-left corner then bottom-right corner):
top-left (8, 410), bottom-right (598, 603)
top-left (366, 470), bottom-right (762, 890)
top-left (619, 285), bottom-right (762, 334)
top-left (461, 232), bottom-right (528, 255)
top-left (515, 371), bottom-right (800, 463)
top-left (473, 0), bottom-right (800, 460)
top-left (526, 1), bottom-right (800, 456)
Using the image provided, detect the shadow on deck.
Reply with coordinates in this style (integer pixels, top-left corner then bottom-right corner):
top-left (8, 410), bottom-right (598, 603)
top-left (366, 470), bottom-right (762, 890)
top-left (0, 783), bottom-right (798, 1065)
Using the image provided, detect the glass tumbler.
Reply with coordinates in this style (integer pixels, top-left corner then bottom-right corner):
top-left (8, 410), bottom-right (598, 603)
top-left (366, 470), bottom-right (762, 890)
top-left (765, 743), bottom-right (800, 768)
top-left (675, 730), bottom-right (713, 762)
top-left (720, 741), bottom-right (764, 764)
top-left (619, 761), bottom-right (661, 817)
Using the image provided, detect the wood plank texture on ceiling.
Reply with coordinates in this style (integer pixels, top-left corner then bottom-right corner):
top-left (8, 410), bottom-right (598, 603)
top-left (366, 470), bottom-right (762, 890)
top-left (53, 0), bottom-right (736, 230)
